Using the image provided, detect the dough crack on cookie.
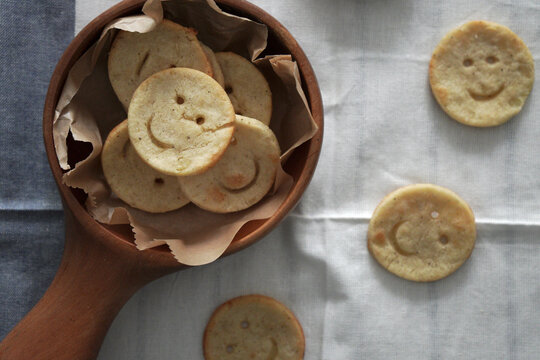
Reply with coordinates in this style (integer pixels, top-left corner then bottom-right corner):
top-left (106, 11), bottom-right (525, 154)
top-left (429, 20), bottom-right (534, 127)
top-left (128, 67), bottom-right (235, 176)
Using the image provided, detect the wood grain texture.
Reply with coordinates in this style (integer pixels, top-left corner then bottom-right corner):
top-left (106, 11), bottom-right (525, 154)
top-left (0, 0), bottom-right (323, 359)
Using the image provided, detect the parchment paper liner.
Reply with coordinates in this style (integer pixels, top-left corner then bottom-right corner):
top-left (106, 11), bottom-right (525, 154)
top-left (53, 0), bottom-right (318, 266)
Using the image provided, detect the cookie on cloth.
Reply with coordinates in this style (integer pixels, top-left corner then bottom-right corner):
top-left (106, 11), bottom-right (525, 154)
top-left (108, 19), bottom-right (212, 109)
top-left (128, 67), bottom-right (235, 176)
top-left (216, 52), bottom-right (272, 125)
top-left (179, 115), bottom-right (280, 213)
top-left (200, 42), bottom-right (225, 87)
top-left (367, 184), bottom-right (476, 282)
top-left (429, 20), bottom-right (534, 127)
top-left (203, 294), bottom-right (305, 360)
top-left (101, 120), bottom-right (190, 213)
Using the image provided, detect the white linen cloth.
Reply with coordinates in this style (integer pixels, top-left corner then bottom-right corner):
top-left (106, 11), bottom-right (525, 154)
top-left (72, 0), bottom-right (540, 358)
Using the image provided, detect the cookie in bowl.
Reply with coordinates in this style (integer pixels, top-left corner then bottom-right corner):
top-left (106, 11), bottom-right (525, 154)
top-left (101, 120), bottom-right (190, 213)
top-left (216, 52), bottom-right (272, 125)
top-left (127, 67), bottom-right (235, 176)
top-left (108, 19), bottom-right (213, 109)
top-left (180, 115), bottom-right (280, 213)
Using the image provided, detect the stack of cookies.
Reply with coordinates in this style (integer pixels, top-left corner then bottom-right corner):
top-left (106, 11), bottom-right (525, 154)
top-left (102, 19), bottom-right (279, 214)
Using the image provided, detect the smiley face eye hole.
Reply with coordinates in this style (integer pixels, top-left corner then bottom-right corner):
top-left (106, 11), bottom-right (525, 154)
top-left (486, 56), bottom-right (498, 64)
top-left (439, 235), bottom-right (449, 245)
top-left (463, 58), bottom-right (473, 67)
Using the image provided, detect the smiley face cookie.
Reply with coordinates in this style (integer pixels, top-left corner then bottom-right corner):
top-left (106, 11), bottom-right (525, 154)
top-left (367, 184), bottom-right (476, 282)
top-left (101, 120), bottom-right (190, 213)
top-left (108, 19), bottom-right (213, 110)
top-left (179, 115), bottom-right (280, 213)
top-left (216, 52), bottom-right (272, 125)
top-left (429, 21), bottom-right (534, 127)
top-left (128, 67), bottom-right (235, 176)
top-left (203, 295), bottom-right (305, 360)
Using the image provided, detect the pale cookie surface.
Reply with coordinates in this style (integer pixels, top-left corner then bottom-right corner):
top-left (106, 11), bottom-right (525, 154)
top-left (216, 52), bottom-right (272, 125)
top-left (180, 115), bottom-right (280, 213)
top-left (367, 184), bottom-right (476, 282)
top-left (128, 67), bottom-right (235, 176)
top-left (200, 43), bottom-right (225, 87)
top-left (101, 121), bottom-right (190, 213)
top-left (203, 295), bottom-right (305, 360)
top-left (429, 21), bottom-right (534, 127)
top-left (108, 19), bottom-right (212, 110)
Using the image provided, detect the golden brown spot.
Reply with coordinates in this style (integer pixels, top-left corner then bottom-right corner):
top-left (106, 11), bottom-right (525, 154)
top-left (372, 232), bottom-right (386, 246)
top-left (209, 187), bottom-right (226, 203)
top-left (509, 98), bottom-right (522, 107)
top-left (434, 86), bottom-right (448, 105)
top-left (224, 174), bottom-right (247, 188)
top-left (519, 64), bottom-right (533, 78)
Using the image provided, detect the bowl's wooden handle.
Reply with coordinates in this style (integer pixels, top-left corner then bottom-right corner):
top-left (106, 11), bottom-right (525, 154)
top-left (0, 210), bottom-right (170, 360)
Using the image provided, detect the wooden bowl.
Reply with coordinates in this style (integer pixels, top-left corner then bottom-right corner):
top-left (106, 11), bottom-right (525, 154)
top-left (0, 1), bottom-right (323, 359)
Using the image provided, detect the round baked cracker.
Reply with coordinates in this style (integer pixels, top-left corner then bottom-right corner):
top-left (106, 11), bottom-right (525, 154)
top-left (429, 20), bottom-right (534, 127)
top-left (108, 19), bottom-right (212, 110)
top-left (128, 67), bottom-right (235, 176)
top-left (367, 184), bottom-right (476, 282)
top-left (200, 43), bottom-right (225, 87)
top-left (179, 115), bottom-right (280, 213)
top-left (203, 295), bottom-right (305, 360)
top-left (216, 52), bottom-right (272, 125)
top-left (101, 120), bottom-right (190, 213)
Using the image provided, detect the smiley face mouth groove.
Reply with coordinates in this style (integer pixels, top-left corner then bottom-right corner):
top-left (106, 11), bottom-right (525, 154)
top-left (147, 116), bottom-right (173, 150)
top-left (220, 159), bottom-right (260, 193)
top-left (468, 84), bottom-right (505, 101)
top-left (388, 221), bottom-right (415, 256)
